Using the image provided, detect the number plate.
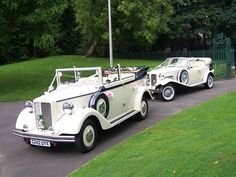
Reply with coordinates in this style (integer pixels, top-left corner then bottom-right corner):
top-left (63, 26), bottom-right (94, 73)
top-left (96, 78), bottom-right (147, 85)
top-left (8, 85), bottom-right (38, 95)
top-left (30, 139), bottom-right (51, 147)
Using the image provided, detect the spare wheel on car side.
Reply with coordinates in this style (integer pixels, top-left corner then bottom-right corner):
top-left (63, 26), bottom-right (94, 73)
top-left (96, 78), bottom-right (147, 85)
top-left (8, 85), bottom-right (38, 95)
top-left (179, 70), bottom-right (189, 84)
top-left (89, 92), bottom-right (110, 118)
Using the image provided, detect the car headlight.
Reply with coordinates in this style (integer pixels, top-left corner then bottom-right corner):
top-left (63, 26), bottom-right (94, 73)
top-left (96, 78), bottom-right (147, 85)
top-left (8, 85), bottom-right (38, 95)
top-left (25, 101), bottom-right (33, 113)
top-left (63, 102), bottom-right (74, 115)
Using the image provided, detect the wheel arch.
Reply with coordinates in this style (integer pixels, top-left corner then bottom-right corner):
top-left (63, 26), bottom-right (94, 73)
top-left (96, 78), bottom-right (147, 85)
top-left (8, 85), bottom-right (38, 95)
top-left (133, 88), bottom-right (151, 111)
top-left (203, 71), bottom-right (215, 82)
top-left (143, 90), bottom-right (152, 100)
top-left (88, 92), bottom-right (110, 118)
top-left (156, 81), bottom-right (179, 90)
top-left (55, 108), bottom-right (111, 135)
top-left (84, 115), bottom-right (102, 132)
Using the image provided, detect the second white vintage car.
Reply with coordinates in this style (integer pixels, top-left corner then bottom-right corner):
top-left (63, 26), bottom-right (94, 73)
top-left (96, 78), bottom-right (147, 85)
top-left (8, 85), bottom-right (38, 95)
top-left (13, 65), bottom-right (152, 152)
top-left (148, 57), bottom-right (214, 101)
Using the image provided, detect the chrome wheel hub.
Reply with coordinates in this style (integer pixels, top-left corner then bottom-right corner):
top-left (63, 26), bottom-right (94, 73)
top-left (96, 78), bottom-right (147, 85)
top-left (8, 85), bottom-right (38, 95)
top-left (83, 125), bottom-right (95, 147)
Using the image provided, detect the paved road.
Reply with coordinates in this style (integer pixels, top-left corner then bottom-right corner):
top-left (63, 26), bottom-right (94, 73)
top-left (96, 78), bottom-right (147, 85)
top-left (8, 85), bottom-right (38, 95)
top-left (0, 79), bottom-right (236, 177)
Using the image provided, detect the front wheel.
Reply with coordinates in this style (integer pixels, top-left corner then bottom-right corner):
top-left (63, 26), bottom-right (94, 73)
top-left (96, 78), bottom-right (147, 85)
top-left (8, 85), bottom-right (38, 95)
top-left (75, 119), bottom-right (98, 153)
top-left (136, 98), bottom-right (148, 120)
top-left (204, 74), bottom-right (214, 89)
top-left (159, 84), bottom-right (175, 101)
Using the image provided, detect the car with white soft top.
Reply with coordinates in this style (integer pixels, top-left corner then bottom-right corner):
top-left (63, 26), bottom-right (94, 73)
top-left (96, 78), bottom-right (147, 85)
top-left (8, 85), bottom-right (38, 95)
top-left (147, 57), bottom-right (214, 101)
top-left (13, 65), bottom-right (152, 152)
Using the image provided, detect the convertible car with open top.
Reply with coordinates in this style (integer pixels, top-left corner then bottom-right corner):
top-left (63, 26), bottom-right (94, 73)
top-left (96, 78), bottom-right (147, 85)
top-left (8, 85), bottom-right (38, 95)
top-left (13, 65), bottom-right (152, 152)
top-left (147, 57), bottom-right (214, 101)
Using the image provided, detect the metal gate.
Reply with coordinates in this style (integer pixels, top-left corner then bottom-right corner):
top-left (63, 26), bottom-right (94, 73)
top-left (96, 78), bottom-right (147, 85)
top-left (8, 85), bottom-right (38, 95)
top-left (213, 33), bottom-right (234, 79)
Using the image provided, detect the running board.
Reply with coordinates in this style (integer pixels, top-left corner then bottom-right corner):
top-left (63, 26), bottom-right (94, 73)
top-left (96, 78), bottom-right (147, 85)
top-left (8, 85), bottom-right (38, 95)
top-left (110, 110), bottom-right (139, 125)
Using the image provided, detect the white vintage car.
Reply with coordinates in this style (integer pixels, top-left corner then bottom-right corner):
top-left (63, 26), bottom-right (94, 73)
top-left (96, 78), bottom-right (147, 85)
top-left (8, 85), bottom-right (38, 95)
top-left (148, 57), bottom-right (214, 101)
top-left (13, 65), bottom-right (151, 152)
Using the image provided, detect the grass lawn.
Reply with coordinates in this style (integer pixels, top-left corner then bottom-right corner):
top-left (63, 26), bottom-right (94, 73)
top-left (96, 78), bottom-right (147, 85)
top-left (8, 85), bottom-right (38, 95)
top-left (0, 55), bottom-right (160, 101)
top-left (69, 91), bottom-right (236, 177)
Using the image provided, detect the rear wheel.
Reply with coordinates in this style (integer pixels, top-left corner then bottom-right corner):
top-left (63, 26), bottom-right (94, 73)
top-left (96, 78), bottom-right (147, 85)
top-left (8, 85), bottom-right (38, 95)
top-left (204, 74), bottom-right (214, 89)
top-left (75, 119), bottom-right (98, 153)
top-left (159, 84), bottom-right (175, 101)
top-left (136, 97), bottom-right (148, 120)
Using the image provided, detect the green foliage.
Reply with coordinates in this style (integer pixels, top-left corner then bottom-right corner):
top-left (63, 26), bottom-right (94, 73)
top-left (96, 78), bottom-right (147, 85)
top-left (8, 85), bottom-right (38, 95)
top-left (57, 3), bottom-right (81, 54)
top-left (73, 0), bottom-right (108, 55)
top-left (1, 0), bottom-right (236, 64)
top-left (224, 0), bottom-right (236, 45)
top-left (0, 0), bottom-right (69, 64)
top-left (114, 0), bottom-right (173, 53)
top-left (73, 0), bottom-right (173, 55)
top-left (116, 0), bottom-right (173, 44)
top-left (20, 0), bottom-right (68, 51)
top-left (0, 0), bottom-right (26, 64)
top-left (164, 0), bottom-right (234, 50)
top-left (69, 91), bottom-right (236, 177)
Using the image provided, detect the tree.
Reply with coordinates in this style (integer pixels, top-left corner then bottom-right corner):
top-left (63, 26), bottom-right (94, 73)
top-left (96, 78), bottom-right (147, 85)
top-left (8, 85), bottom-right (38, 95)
top-left (57, 2), bottom-right (81, 55)
top-left (20, 0), bottom-right (68, 56)
top-left (163, 0), bottom-right (233, 50)
top-left (0, 1), bottom-right (25, 64)
top-left (223, 0), bottom-right (236, 46)
top-left (0, 0), bottom-right (68, 64)
top-left (73, 0), bottom-right (173, 56)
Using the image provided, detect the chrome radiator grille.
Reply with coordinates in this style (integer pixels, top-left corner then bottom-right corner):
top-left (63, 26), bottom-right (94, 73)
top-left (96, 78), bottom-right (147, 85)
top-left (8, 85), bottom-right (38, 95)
top-left (34, 102), bottom-right (52, 130)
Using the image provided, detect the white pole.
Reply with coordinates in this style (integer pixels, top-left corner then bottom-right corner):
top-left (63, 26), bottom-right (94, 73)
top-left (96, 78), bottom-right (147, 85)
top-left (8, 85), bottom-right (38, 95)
top-left (108, 0), bottom-right (113, 67)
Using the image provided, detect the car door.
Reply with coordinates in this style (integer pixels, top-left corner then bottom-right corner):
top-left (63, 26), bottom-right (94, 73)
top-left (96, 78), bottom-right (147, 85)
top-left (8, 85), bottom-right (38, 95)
top-left (187, 60), bottom-right (205, 85)
top-left (104, 77), bottom-right (134, 120)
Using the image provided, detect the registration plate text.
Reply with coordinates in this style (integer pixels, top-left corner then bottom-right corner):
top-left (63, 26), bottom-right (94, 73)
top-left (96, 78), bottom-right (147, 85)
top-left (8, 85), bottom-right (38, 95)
top-left (30, 139), bottom-right (51, 147)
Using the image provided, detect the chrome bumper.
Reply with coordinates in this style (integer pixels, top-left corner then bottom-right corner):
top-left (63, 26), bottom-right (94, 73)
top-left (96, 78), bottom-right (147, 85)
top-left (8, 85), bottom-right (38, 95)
top-left (13, 129), bottom-right (75, 143)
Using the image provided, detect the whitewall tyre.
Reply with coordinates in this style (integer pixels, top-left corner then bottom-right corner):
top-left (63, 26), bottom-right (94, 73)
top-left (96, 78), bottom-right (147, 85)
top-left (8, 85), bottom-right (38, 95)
top-left (159, 84), bottom-right (175, 101)
top-left (75, 119), bottom-right (98, 153)
top-left (136, 98), bottom-right (148, 120)
top-left (204, 75), bottom-right (214, 89)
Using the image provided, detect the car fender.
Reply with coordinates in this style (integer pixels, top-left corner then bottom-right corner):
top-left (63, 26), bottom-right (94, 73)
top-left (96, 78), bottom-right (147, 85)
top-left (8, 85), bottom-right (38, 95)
top-left (154, 79), bottom-right (179, 88)
top-left (15, 109), bottom-right (36, 130)
top-left (203, 71), bottom-right (215, 83)
top-left (133, 87), bottom-right (152, 111)
top-left (54, 108), bottom-right (111, 135)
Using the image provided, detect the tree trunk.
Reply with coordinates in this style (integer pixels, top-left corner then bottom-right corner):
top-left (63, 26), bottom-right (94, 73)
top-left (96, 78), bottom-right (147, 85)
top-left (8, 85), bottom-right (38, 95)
top-left (28, 38), bottom-right (36, 57)
top-left (85, 39), bottom-right (99, 57)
